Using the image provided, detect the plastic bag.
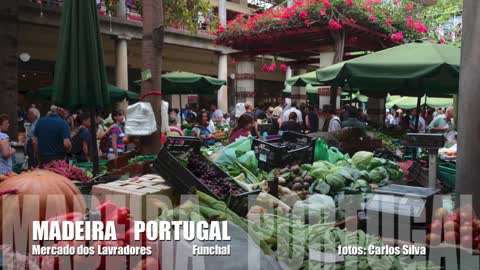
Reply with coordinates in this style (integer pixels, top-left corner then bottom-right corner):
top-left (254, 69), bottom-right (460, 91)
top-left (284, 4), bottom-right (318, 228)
top-left (328, 147), bottom-right (345, 164)
top-left (238, 151), bottom-right (258, 173)
top-left (213, 137), bottom-right (253, 166)
top-left (125, 102), bottom-right (157, 136)
top-left (161, 100), bottom-right (169, 133)
top-left (314, 139), bottom-right (329, 161)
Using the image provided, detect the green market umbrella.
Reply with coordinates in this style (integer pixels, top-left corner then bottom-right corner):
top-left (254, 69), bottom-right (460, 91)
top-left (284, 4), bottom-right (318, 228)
top-left (386, 95), bottom-right (453, 109)
top-left (28, 84), bottom-right (139, 102)
top-left (315, 42), bottom-right (460, 96)
top-left (52, 0), bottom-right (111, 174)
top-left (340, 92), bottom-right (369, 103)
top-left (134, 71), bottom-right (226, 95)
top-left (286, 71), bottom-right (322, 87)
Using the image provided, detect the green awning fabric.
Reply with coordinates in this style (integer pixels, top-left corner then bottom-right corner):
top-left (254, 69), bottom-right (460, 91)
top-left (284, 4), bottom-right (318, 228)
top-left (27, 84), bottom-right (138, 102)
top-left (286, 71), bottom-right (322, 87)
top-left (51, 0), bottom-right (110, 110)
top-left (316, 42), bottom-right (460, 96)
top-left (386, 95), bottom-right (454, 109)
top-left (282, 84), bottom-right (319, 94)
top-left (340, 92), bottom-right (369, 103)
top-left (134, 71), bottom-right (226, 95)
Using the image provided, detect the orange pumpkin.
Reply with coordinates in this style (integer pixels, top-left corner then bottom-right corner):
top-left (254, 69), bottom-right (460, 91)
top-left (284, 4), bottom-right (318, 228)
top-left (0, 170), bottom-right (86, 244)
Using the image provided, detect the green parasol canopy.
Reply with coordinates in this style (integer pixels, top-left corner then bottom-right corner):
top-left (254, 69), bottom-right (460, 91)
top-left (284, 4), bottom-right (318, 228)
top-left (386, 95), bottom-right (453, 109)
top-left (340, 92), bottom-right (369, 103)
top-left (27, 84), bottom-right (139, 102)
top-left (286, 70), bottom-right (322, 87)
top-left (134, 71), bottom-right (226, 95)
top-left (315, 42), bottom-right (460, 96)
top-left (52, 0), bottom-right (110, 110)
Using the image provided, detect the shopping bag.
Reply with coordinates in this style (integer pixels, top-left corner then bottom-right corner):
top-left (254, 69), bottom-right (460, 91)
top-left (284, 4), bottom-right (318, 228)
top-left (314, 139), bottom-right (329, 161)
top-left (328, 147), bottom-right (345, 164)
top-left (125, 102), bottom-right (157, 136)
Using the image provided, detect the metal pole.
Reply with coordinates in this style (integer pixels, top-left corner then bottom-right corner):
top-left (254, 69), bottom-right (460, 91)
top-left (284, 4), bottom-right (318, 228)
top-left (428, 149), bottom-right (438, 189)
top-left (89, 109), bottom-right (99, 176)
top-left (415, 96), bottom-right (421, 132)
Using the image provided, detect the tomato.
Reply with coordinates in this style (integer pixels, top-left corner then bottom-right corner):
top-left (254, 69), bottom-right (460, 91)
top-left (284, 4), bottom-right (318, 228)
top-left (445, 231), bottom-right (459, 244)
top-left (444, 221), bottom-right (459, 232)
top-left (446, 212), bottom-right (460, 223)
top-left (460, 226), bottom-right (474, 236)
top-left (94, 200), bottom-right (117, 222)
top-left (429, 220), bottom-right (443, 234)
top-left (426, 233), bottom-right (441, 246)
top-left (434, 208), bottom-right (449, 219)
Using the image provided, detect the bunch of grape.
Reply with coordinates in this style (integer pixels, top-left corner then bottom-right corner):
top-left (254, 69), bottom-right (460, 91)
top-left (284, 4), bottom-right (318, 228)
top-left (187, 152), bottom-right (243, 198)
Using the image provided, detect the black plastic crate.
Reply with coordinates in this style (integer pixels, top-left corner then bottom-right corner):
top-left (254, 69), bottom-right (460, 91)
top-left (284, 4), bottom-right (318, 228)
top-left (252, 131), bottom-right (316, 171)
top-left (153, 136), bottom-right (260, 216)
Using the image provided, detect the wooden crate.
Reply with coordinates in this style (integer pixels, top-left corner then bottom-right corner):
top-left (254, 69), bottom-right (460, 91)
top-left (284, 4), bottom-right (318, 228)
top-left (91, 175), bottom-right (178, 221)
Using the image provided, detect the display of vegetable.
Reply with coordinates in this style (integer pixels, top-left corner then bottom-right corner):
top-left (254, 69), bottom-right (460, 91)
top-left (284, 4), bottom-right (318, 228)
top-left (43, 160), bottom-right (91, 183)
top-left (370, 130), bottom-right (406, 154)
top-left (187, 152), bottom-right (244, 199)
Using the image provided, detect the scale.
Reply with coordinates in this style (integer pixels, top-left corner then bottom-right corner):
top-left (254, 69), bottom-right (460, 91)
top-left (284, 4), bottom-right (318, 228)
top-left (360, 134), bottom-right (444, 241)
top-left (363, 184), bottom-right (440, 241)
top-left (406, 133), bottom-right (445, 188)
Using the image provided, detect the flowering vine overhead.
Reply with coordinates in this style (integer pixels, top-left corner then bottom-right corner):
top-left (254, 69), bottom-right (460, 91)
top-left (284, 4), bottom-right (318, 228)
top-left (215, 0), bottom-right (427, 46)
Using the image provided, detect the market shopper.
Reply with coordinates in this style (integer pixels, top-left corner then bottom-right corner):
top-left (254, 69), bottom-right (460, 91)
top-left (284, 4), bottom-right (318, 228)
top-left (192, 111), bottom-right (216, 146)
top-left (342, 106), bottom-right (367, 134)
top-left (0, 114), bottom-right (15, 175)
top-left (282, 101), bottom-right (302, 124)
top-left (427, 107), bottom-right (450, 133)
top-left (33, 106), bottom-right (71, 165)
top-left (324, 107), bottom-right (342, 133)
top-left (106, 111), bottom-right (126, 160)
top-left (210, 104), bottom-right (224, 123)
top-left (71, 112), bottom-right (93, 163)
top-left (305, 105), bottom-right (319, 133)
top-left (410, 109), bottom-right (426, 133)
top-left (281, 112), bottom-right (302, 133)
top-left (268, 106), bottom-right (283, 135)
top-left (230, 113), bottom-right (255, 142)
top-left (25, 107), bottom-right (40, 168)
top-left (244, 102), bottom-right (259, 137)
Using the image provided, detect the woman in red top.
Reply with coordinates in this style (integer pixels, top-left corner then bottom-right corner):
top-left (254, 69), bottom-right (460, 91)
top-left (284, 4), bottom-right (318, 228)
top-left (230, 113), bottom-right (255, 142)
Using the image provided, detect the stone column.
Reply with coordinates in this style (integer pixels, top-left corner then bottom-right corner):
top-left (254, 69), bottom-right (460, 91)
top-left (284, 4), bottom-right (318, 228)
top-left (217, 0), bottom-right (228, 112)
top-left (116, 0), bottom-right (127, 19)
top-left (367, 97), bottom-right (386, 126)
top-left (116, 35), bottom-right (130, 111)
top-left (291, 68), bottom-right (307, 105)
top-left (235, 56), bottom-right (255, 104)
top-left (457, 0), bottom-right (480, 213)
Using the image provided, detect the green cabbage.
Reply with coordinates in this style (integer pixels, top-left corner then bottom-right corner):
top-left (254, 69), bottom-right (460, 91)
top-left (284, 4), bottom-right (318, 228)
top-left (367, 157), bottom-right (386, 171)
top-left (351, 151), bottom-right (374, 170)
top-left (368, 167), bottom-right (388, 183)
top-left (325, 173), bottom-right (346, 192)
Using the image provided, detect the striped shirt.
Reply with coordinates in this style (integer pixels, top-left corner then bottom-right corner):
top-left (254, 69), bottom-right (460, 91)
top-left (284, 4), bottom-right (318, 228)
top-left (108, 124), bottom-right (125, 154)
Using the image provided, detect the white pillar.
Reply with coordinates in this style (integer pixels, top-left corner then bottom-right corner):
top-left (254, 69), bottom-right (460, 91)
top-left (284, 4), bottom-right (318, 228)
top-left (291, 68), bottom-right (307, 105)
top-left (217, 54), bottom-right (228, 112)
top-left (116, 0), bottom-right (127, 19)
top-left (235, 56), bottom-right (255, 104)
top-left (116, 35), bottom-right (130, 111)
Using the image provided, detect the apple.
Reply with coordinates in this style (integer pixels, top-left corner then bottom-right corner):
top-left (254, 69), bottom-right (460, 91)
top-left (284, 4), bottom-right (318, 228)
top-left (445, 231), bottom-right (459, 244)
top-left (444, 220), bottom-right (459, 232)
top-left (446, 212), bottom-right (460, 223)
top-left (426, 233), bottom-right (441, 246)
top-left (434, 208), bottom-right (449, 219)
top-left (460, 226), bottom-right (474, 236)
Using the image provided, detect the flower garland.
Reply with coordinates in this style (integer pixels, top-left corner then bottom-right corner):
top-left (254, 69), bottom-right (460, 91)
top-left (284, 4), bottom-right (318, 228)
top-left (215, 0), bottom-right (428, 45)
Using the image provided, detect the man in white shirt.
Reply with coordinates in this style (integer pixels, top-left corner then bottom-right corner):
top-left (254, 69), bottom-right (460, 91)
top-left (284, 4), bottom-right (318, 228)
top-left (410, 109), bottom-right (426, 133)
top-left (324, 107), bottom-right (342, 132)
top-left (282, 101), bottom-right (302, 124)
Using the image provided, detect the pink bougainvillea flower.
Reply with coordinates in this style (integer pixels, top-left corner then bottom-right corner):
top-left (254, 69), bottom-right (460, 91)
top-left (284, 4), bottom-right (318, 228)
top-left (406, 3), bottom-right (414, 11)
top-left (386, 18), bottom-right (393, 25)
top-left (346, 0), bottom-right (353, 6)
top-left (390, 32), bottom-right (404, 43)
top-left (299, 11), bottom-right (308, 19)
top-left (262, 64), bottom-right (269, 72)
top-left (320, 9), bottom-right (327, 16)
top-left (304, 19), bottom-right (311, 26)
top-left (329, 19), bottom-right (343, 30)
top-left (217, 24), bottom-right (225, 33)
top-left (323, 0), bottom-right (331, 9)
top-left (231, 58), bottom-right (237, 65)
top-left (393, 0), bottom-right (401, 5)
top-left (282, 19), bottom-right (288, 25)
top-left (236, 14), bottom-right (244, 21)
top-left (280, 63), bottom-right (288, 72)
top-left (414, 21), bottom-right (428, 33)
top-left (406, 15), bottom-right (415, 29)
top-left (369, 15), bottom-right (377, 22)
top-left (439, 38), bottom-right (446, 44)
top-left (268, 63), bottom-right (277, 72)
